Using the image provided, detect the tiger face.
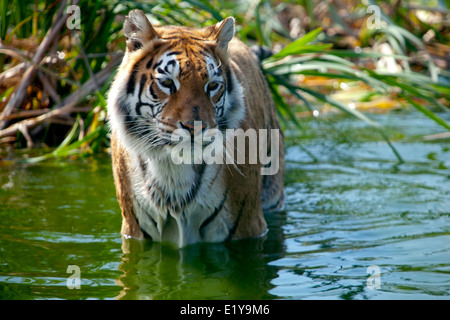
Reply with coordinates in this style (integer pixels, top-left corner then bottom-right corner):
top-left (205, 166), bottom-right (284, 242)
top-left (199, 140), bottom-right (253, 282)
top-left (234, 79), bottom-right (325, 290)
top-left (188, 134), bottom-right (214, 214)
top-left (109, 11), bottom-right (241, 154)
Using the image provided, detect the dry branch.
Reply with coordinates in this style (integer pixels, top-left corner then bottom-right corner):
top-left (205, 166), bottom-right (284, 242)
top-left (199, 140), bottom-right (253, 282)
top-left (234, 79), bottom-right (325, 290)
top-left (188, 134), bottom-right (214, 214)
top-left (37, 71), bottom-right (61, 104)
top-left (423, 132), bottom-right (450, 141)
top-left (0, 45), bottom-right (80, 86)
top-left (0, 53), bottom-right (122, 139)
top-left (0, 0), bottom-right (71, 129)
top-left (0, 106), bottom-right (92, 121)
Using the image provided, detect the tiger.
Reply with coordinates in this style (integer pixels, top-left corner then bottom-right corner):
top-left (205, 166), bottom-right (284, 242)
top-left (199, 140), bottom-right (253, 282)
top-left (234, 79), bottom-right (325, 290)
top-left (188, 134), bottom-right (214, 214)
top-left (107, 9), bottom-right (285, 247)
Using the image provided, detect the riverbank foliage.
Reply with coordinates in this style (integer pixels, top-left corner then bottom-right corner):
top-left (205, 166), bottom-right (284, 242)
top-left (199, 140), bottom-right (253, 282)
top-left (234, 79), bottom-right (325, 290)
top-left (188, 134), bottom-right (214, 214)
top-left (0, 0), bottom-right (449, 162)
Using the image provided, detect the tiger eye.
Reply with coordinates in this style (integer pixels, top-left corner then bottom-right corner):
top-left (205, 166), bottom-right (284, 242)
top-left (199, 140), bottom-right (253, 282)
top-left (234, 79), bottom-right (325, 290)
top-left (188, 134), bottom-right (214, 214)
top-left (161, 79), bottom-right (174, 87)
top-left (207, 82), bottom-right (219, 91)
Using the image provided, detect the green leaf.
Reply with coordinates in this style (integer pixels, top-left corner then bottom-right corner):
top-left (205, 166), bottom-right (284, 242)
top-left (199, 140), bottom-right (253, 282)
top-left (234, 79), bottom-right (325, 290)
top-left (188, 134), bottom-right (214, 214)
top-left (53, 115), bottom-right (80, 154)
top-left (403, 96), bottom-right (450, 131)
top-left (296, 86), bottom-right (380, 128)
top-left (266, 75), bottom-right (303, 130)
top-left (326, 49), bottom-right (409, 61)
top-left (183, 0), bottom-right (223, 21)
top-left (53, 127), bottom-right (102, 158)
top-left (268, 28), bottom-right (324, 60)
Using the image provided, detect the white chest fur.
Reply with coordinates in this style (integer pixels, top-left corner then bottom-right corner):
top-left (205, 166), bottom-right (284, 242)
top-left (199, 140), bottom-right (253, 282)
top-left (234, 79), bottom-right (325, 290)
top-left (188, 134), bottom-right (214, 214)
top-left (127, 150), bottom-right (230, 246)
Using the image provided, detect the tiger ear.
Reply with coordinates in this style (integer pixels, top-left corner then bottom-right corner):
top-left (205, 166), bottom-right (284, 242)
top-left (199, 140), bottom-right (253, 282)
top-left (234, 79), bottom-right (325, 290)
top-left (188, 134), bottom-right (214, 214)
top-left (124, 9), bottom-right (159, 52)
top-left (214, 17), bottom-right (235, 50)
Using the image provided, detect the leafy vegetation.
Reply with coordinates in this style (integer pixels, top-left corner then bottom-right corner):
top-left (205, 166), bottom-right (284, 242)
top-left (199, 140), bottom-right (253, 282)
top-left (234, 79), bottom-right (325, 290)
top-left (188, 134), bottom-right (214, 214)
top-left (0, 0), bottom-right (449, 163)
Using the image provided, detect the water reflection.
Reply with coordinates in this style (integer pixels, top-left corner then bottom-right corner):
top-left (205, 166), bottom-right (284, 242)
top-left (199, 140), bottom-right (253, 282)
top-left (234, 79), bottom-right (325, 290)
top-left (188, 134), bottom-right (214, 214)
top-left (115, 212), bottom-right (286, 300)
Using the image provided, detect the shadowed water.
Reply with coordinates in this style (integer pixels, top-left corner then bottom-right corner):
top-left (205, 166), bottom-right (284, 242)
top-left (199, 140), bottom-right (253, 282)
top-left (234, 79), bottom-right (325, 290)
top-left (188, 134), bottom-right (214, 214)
top-left (0, 111), bottom-right (449, 299)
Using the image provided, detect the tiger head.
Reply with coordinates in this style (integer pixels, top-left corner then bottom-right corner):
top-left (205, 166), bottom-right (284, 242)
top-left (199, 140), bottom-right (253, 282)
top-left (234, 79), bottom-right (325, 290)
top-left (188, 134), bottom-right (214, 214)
top-left (108, 10), bottom-right (244, 154)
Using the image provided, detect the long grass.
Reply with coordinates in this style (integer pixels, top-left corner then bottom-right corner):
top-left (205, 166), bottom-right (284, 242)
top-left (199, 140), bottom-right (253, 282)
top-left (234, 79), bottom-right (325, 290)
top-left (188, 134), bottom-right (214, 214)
top-left (0, 0), bottom-right (449, 163)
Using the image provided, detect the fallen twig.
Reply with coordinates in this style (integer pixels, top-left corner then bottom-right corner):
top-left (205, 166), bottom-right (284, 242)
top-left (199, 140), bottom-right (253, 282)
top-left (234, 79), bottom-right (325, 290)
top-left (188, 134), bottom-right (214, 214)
top-left (0, 62), bottom-right (27, 84)
top-left (0, 101), bottom-right (77, 138)
top-left (0, 53), bottom-right (121, 139)
top-left (0, 106), bottom-right (92, 121)
top-left (37, 71), bottom-right (61, 104)
top-left (0, 45), bottom-right (80, 86)
top-left (18, 123), bottom-right (34, 148)
top-left (423, 132), bottom-right (450, 141)
top-left (0, 0), bottom-right (71, 129)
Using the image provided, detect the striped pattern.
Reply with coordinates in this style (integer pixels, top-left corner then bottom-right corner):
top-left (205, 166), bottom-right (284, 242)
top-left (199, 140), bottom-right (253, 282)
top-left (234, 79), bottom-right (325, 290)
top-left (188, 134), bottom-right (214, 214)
top-left (135, 50), bottom-right (226, 108)
top-left (108, 11), bottom-right (284, 247)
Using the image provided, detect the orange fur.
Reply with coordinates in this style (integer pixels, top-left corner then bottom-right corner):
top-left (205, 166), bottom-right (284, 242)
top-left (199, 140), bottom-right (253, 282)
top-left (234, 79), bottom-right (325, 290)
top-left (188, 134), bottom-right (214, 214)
top-left (107, 10), bottom-right (284, 246)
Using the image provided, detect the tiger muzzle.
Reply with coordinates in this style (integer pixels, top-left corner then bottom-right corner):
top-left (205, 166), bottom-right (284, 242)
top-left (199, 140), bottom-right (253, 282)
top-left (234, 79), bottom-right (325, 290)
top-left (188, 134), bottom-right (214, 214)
top-left (179, 120), bottom-right (207, 135)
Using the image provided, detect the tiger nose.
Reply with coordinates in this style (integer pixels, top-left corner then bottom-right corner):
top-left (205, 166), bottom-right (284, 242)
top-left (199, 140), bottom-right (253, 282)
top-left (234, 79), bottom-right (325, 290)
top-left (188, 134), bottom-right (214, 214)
top-left (179, 120), bottom-right (207, 134)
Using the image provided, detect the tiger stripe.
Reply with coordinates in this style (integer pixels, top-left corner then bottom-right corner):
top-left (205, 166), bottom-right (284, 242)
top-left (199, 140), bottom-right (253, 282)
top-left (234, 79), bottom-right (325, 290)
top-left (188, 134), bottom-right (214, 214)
top-left (226, 197), bottom-right (247, 241)
top-left (199, 190), bottom-right (228, 239)
top-left (108, 10), bottom-right (285, 247)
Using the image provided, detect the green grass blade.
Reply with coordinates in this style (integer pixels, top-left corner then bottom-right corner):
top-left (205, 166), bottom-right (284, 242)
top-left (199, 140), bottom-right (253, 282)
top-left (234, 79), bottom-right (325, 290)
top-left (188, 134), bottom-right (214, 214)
top-left (272, 76), bottom-right (404, 162)
top-left (53, 127), bottom-right (102, 158)
top-left (268, 27), bottom-right (323, 60)
top-left (266, 76), bottom-right (303, 130)
top-left (326, 49), bottom-right (410, 61)
top-left (403, 96), bottom-right (450, 131)
top-left (53, 115), bottom-right (80, 154)
top-left (0, 0), bottom-right (9, 39)
top-left (299, 86), bottom-right (404, 162)
top-left (183, 0), bottom-right (223, 21)
top-left (296, 86), bottom-right (380, 127)
top-left (365, 69), bottom-right (448, 111)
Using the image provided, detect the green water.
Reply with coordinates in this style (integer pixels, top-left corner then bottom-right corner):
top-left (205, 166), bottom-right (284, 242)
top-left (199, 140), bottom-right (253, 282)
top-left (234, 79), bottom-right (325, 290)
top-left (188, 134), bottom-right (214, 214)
top-left (0, 112), bottom-right (449, 300)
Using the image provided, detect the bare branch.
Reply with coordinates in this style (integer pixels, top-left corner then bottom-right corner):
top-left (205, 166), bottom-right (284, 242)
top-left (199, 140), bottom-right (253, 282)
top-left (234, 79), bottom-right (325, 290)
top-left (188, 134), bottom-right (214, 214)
top-left (0, 0), bottom-right (70, 129)
top-left (0, 53), bottom-right (121, 139)
top-left (423, 132), bottom-right (450, 141)
top-left (37, 71), bottom-right (61, 104)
